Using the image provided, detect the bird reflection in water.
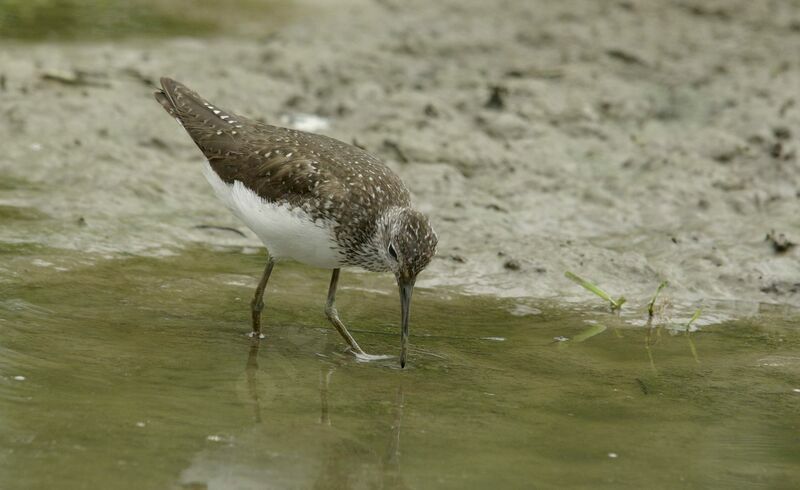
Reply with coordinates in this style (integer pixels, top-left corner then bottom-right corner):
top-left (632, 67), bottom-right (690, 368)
top-left (242, 340), bottom-right (409, 490)
top-left (246, 340), bottom-right (263, 423)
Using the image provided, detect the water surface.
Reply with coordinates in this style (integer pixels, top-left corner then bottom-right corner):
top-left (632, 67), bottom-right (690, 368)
top-left (1, 247), bottom-right (798, 489)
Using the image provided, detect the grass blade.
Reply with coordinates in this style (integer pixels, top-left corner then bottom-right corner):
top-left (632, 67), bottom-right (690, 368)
top-left (685, 308), bottom-right (702, 332)
top-left (647, 281), bottom-right (668, 318)
top-left (565, 271), bottom-right (626, 311)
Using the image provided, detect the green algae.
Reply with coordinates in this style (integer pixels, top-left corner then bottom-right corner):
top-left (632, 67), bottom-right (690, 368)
top-left (0, 205), bottom-right (48, 221)
top-left (0, 0), bottom-right (292, 41)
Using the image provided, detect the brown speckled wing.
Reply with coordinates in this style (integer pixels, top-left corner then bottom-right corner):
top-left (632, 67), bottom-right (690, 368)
top-left (156, 78), bottom-right (257, 149)
top-left (156, 78), bottom-right (411, 253)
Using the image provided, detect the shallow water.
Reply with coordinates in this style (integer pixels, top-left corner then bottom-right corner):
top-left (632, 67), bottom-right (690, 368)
top-left (1, 2), bottom-right (800, 486)
top-left (1, 246), bottom-right (798, 489)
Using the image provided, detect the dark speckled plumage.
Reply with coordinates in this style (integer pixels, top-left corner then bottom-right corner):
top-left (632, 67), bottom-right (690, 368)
top-left (155, 77), bottom-right (436, 366)
top-left (155, 78), bottom-right (437, 273)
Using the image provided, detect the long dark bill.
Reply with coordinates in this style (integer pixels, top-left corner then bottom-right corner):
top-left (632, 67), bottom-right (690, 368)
top-left (399, 280), bottom-right (415, 368)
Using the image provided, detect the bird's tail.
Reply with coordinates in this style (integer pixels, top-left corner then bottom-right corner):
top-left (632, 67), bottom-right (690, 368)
top-left (155, 77), bottom-right (219, 120)
top-left (155, 77), bottom-right (250, 156)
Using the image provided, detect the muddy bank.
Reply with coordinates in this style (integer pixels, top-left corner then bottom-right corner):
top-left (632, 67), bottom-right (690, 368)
top-left (1, 0), bottom-right (799, 314)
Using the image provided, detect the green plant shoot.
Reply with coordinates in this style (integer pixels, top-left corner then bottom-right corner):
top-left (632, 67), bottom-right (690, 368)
top-left (647, 281), bottom-right (668, 318)
top-left (564, 271), bottom-right (626, 311)
top-left (685, 308), bottom-right (702, 332)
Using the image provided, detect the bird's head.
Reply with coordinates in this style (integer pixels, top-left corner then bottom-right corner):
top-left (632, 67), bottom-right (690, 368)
top-left (380, 207), bottom-right (437, 368)
top-left (383, 208), bottom-right (438, 282)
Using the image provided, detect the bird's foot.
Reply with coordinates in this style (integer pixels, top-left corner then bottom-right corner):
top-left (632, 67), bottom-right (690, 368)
top-left (350, 350), bottom-right (393, 363)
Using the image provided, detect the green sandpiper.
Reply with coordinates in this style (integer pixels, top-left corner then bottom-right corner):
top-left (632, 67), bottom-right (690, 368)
top-left (155, 78), bottom-right (437, 367)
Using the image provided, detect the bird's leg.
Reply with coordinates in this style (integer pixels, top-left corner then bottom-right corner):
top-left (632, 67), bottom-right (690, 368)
top-left (325, 268), bottom-right (366, 355)
top-left (250, 257), bottom-right (275, 338)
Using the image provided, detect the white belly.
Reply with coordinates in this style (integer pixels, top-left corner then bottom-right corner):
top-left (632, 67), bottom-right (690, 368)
top-left (201, 161), bottom-right (343, 268)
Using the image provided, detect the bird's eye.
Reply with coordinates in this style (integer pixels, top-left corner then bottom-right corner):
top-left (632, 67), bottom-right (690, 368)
top-left (388, 244), bottom-right (398, 260)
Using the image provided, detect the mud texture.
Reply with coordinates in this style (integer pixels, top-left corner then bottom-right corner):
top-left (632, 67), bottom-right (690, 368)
top-left (1, 0), bottom-right (799, 313)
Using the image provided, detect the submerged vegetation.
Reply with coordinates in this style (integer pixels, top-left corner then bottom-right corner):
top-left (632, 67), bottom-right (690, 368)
top-left (685, 308), bottom-right (702, 331)
top-left (561, 273), bottom-right (707, 366)
top-left (685, 308), bottom-right (703, 363)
